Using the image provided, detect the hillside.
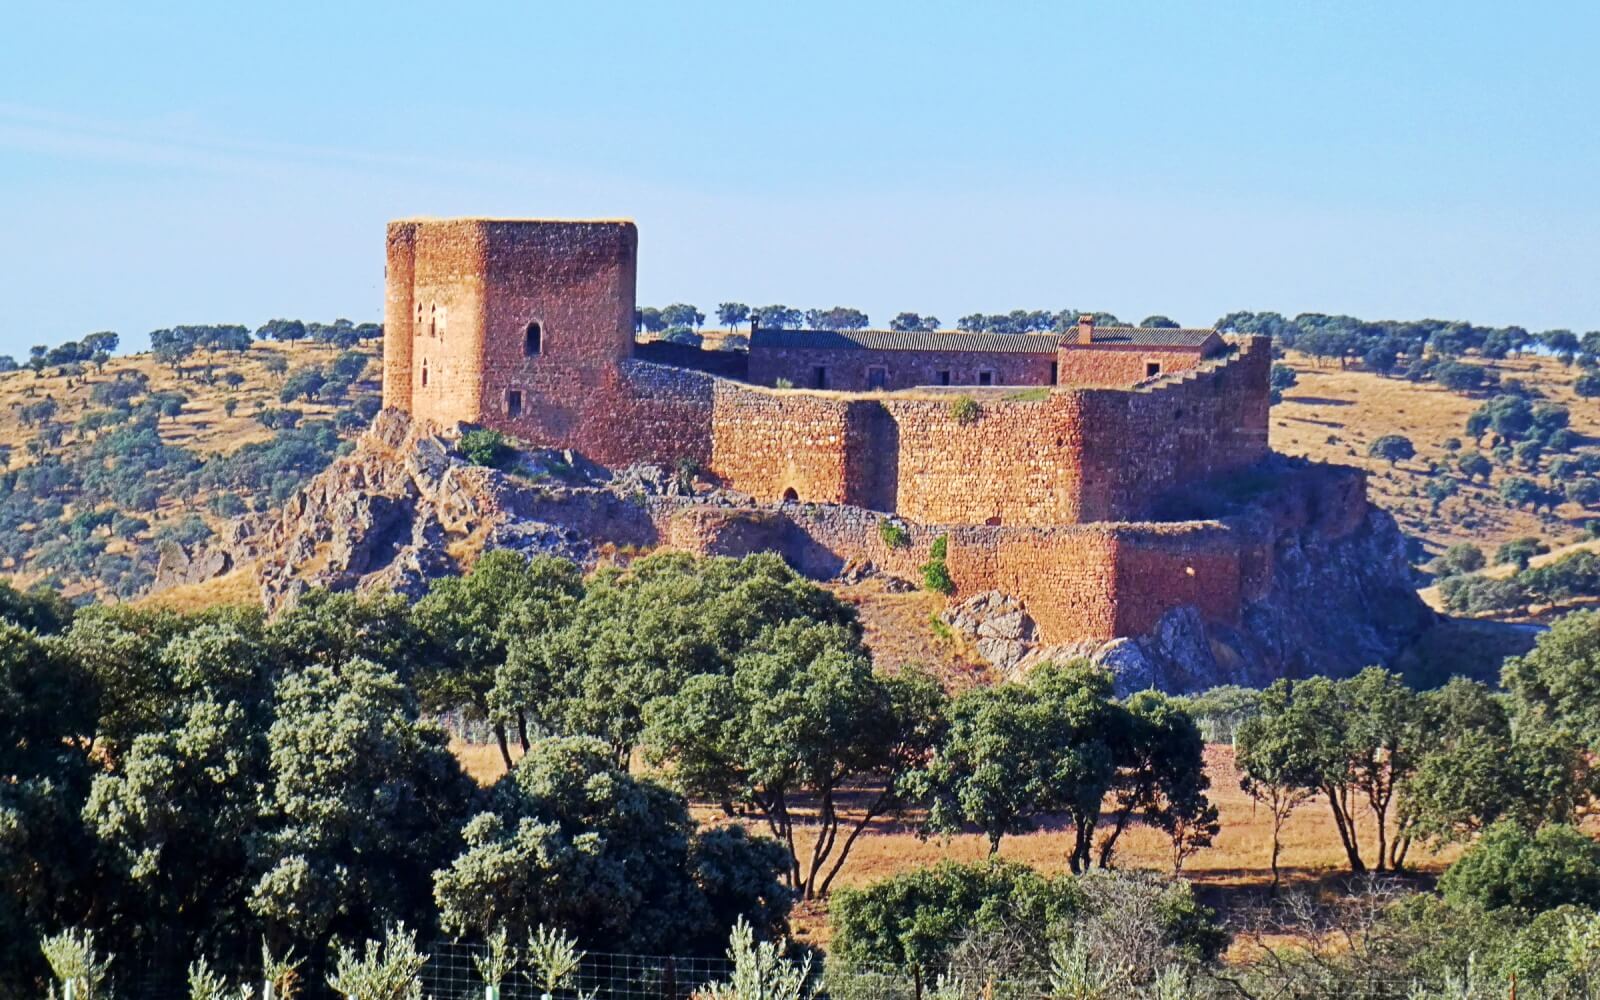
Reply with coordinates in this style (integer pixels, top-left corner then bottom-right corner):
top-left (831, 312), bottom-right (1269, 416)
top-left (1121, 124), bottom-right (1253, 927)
top-left (1271, 350), bottom-right (1600, 560)
top-left (0, 334), bottom-right (380, 599)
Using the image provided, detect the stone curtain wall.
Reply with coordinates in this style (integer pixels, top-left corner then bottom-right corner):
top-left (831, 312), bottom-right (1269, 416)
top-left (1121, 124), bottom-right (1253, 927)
top-left (1074, 336), bottom-right (1272, 521)
top-left (749, 344), bottom-right (1058, 391)
top-left (1054, 343), bottom-right (1213, 388)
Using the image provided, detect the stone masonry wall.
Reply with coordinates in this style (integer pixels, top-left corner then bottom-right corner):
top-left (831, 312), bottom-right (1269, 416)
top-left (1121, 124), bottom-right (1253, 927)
top-left (749, 344), bottom-right (1057, 391)
top-left (1055, 343), bottom-right (1211, 388)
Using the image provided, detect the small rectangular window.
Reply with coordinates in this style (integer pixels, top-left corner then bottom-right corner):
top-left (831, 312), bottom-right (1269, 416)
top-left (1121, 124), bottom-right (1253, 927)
top-left (866, 366), bottom-right (888, 390)
top-left (978, 370), bottom-right (994, 386)
top-left (1145, 361), bottom-right (1162, 378)
top-left (507, 389), bottom-right (523, 417)
top-left (813, 366), bottom-right (828, 389)
top-left (936, 370), bottom-right (951, 386)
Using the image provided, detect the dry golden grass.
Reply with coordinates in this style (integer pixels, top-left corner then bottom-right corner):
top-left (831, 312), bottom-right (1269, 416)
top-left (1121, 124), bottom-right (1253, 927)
top-left (1271, 351), bottom-right (1600, 559)
top-left (829, 578), bottom-right (991, 685)
top-left (135, 566), bottom-right (261, 612)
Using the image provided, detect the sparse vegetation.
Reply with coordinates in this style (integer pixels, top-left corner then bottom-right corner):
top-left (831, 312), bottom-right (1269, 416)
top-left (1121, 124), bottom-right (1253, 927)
top-left (458, 428), bottom-right (512, 468)
top-left (878, 517), bottom-right (910, 549)
top-left (948, 395), bottom-right (980, 425)
top-left (920, 534), bottom-right (954, 594)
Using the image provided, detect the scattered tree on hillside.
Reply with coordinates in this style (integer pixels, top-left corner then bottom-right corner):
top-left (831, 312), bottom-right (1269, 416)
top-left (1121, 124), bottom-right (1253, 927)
top-left (1369, 435), bottom-right (1416, 466)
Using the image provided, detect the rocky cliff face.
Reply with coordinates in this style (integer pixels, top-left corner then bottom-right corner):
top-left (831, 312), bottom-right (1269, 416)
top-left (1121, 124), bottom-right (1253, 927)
top-left (179, 411), bottom-right (1434, 691)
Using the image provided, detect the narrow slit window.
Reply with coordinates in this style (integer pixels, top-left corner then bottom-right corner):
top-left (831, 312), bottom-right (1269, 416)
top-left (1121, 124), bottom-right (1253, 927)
top-left (507, 389), bottom-right (523, 417)
top-left (1049, 361), bottom-right (1059, 384)
top-left (420, 361), bottom-right (429, 387)
top-left (525, 322), bottom-right (542, 356)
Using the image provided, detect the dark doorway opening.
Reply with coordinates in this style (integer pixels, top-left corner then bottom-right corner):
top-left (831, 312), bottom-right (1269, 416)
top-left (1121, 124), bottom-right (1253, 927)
top-left (977, 370), bottom-right (994, 386)
top-left (525, 322), bottom-right (543, 356)
top-left (866, 366), bottom-right (888, 390)
top-left (936, 370), bottom-right (951, 386)
top-left (782, 487), bottom-right (799, 502)
top-left (507, 389), bottom-right (523, 417)
top-left (812, 367), bottom-right (828, 389)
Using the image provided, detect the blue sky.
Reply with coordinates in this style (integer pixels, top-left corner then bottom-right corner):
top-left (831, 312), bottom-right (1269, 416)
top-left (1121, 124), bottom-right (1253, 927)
top-left (2, 1), bottom-right (1598, 357)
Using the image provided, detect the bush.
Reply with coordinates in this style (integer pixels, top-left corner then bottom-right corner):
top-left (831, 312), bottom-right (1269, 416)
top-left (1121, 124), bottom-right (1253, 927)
top-left (830, 860), bottom-right (1085, 973)
top-left (1440, 822), bottom-right (1600, 913)
top-left (948, 396), bottom-right (980, 425)
top-left (878, 518), bottom-right (910, 549)
top-left (459, 429), bottom-right (512, 469)
top-left (920, 535), bottom-right (953, 594)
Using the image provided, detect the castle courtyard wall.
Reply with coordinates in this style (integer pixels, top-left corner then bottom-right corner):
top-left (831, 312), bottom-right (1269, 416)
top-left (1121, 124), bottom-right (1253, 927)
top-left (749, 344), bottom-right (1057, 391)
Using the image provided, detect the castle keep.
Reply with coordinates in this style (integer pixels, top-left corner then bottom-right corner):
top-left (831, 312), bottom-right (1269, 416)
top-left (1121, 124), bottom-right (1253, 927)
top-left (383, 218), bottom-right (1283, 645)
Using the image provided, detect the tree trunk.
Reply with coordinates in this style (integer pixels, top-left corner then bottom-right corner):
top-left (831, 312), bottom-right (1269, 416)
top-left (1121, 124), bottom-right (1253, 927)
top-left (1323, 785), bottom-right (1366, 873)
top-left (493, 722), bottom-right (513, 772)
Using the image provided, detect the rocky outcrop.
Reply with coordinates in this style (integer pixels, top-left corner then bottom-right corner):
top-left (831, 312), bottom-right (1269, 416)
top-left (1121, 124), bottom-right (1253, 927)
top-left (233, 411), bottom-right (599, 609)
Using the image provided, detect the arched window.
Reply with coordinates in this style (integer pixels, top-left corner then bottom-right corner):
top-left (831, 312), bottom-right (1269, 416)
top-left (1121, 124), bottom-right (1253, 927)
top-left (525, 321), bottom-right (542, 356)
top-left (429, 304), bottom-right (437, 338)
top-left (782, 487), bottom-right (799, 502)
top-left (420, 360), bottom-right (429, 387)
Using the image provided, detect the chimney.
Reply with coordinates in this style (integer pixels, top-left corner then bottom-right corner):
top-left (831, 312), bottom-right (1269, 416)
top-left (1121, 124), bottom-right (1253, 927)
top-left (1076, 314), bottom-right (1095, 345)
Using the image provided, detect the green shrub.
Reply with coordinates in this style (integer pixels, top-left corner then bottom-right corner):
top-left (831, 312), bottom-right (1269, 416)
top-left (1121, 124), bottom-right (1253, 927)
top-left (919, 534), bottom-right (953, 594)
top-left (459, 429), bottom-right (512, 468)
top-left (831, 860), bottom-right (1085, 973)
top-left (1440, 822), bottom-right (1600, 913)
top-left (878, 518), bottom-right (910, 549)
top-left (948, 396), bottom-right (980, 425)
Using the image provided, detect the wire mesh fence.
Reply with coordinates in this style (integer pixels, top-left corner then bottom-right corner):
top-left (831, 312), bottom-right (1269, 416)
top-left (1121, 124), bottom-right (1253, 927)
top-left (92, 934), bottom-right (1573, 1000)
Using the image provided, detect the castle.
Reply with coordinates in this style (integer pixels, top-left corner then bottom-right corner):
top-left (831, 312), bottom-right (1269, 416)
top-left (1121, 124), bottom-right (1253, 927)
top-left (381, 218), bottom-right (1285, 646)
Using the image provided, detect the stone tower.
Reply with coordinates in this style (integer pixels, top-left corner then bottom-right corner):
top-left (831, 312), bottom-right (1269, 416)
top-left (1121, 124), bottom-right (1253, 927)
top-left (382, 219), bottom-right (638, 426)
